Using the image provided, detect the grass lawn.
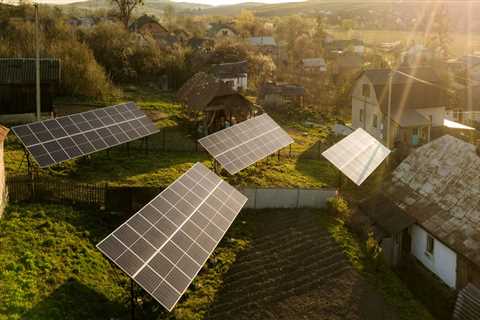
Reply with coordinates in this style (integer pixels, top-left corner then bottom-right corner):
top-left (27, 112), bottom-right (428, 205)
top-left (0, 203), bottom-right (432, 320)
top-left (0, 203), bottom-right (252, 320)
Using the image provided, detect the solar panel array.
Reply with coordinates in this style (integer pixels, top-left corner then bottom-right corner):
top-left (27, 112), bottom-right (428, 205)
top-left (11, 102), bottom-right (158, 168)
top-left (97, 163), bottom-right (247, 311)
top-left (322, 128), bottom-right (391, 186)
top-left (198, 114), bottom-right (293, 175)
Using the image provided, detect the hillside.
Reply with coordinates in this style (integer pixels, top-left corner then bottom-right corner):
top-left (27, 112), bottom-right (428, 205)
top-left (58, 0), bottom-right (211, 16)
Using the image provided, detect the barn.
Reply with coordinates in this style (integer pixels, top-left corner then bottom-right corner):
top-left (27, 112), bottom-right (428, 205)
top-left (0, 58), bottom-right (60, 122)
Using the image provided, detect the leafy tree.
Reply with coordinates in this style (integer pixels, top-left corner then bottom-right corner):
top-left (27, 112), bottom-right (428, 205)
top-left (426, 4), bottom-right (450, 59)
top-left (236, 9), bottom-right (257, 37)
top-left (163, 3), bottom-right (175, 29)
top-left (110, 0), bottom-right (144, 29)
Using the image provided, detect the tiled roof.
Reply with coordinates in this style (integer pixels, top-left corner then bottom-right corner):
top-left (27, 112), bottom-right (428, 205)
top-left (177, 72), bottom-right (252, 112)
top-left (259, 83), bottom-right (304, 97)
top-left (0, 58), bottom-right (60, 84)
top-left (385, 135), bottom-right (480, 267)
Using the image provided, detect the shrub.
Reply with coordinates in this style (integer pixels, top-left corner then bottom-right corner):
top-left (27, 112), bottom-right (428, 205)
top-left (326, 196), bottom-right (351, 220)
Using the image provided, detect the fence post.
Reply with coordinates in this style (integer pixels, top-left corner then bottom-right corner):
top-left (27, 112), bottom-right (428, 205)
top-left (104, 182), bottom-right (109, 210)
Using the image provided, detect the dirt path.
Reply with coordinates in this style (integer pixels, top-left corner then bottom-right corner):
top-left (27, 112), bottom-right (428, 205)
top-left (206, 210), bottom-right (399, 320)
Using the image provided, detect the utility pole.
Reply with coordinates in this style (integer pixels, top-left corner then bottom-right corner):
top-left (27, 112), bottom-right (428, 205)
top-left (386, 70), bottom-right (393, 149)
top-left (34, 3), bottom-right (41, 121)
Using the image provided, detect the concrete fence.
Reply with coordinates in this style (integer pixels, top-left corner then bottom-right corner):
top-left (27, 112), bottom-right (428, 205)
top-left (240, 188), bottom-right (337, 209)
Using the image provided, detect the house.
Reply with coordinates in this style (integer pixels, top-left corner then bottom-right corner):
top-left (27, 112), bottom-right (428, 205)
top-left (130, 15), bottom-right (174, 47)
top-left (351, 68), bottom-right (448, 148)
top-left (207, 22), bottom-right (237, 38)
top-left (300, 58), bottom-right (327, 74)
top-left (377, 135), bottom-right (480, 290)
top-left (187, 37), bottom-right (214, 52)
top-left (176, 72), bottom-right (254, 134)
top-left (258, 82), bottom-right (304, 107)
top-left (325, 39), bottom-right (364, 55)
top-left (0, 58), bottom-right (60, 122)
top-left (0, 125), bottom-right (8, 218)
top-left (248, 36), bottom-right (278, 59)
top-left (66, 16), bottom-right (96, 28)
top-left (210, 60), bottom-right (248, 91)
top-left (447, 85), bottom-right (480, 125)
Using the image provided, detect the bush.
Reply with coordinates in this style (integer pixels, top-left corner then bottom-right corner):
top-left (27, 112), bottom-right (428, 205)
top-left (0, 10), bottom-right (116, 100)
top-left (326, 196), bottom-right (351, 220)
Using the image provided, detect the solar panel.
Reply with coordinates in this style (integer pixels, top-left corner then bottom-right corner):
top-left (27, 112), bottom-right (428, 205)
top-left (198, 114), bottom-right (293, 175)
top-left (97, 163), bottom-right (247, 311)
top-left (322, 128), bottom-right (391, 186)
top-left (11, 102), bottom-right (158, 168)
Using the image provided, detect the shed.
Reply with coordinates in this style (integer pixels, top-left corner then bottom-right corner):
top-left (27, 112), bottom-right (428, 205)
top-left (0, 125), bottom-right (9, 218)
top-left (301, 58), bottom-right (327, 73)
top-left (0, 58), bottom-right (60, 117)
top-left (177, 72), bottom-right (254, 134)
top-left (359, 194), bottom-right (415, 266)
top-left (258, 82), bottom-right (304, 107)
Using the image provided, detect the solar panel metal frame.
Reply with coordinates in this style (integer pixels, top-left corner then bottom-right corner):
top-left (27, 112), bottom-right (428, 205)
top-left (96, 163), bottom-right (248, 311)
top-left (198, 113), bottom-right (293, 175)
top-left (11, 102), bottom-right (159, 168)
top-left (322, 128), bottom-right (391, 186)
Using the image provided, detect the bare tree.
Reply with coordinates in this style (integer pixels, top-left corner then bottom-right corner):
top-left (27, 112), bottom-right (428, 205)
top-left (110, 0), bottom-right (144, 29)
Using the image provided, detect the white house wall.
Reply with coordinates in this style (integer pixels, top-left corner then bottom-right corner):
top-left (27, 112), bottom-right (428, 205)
top-left (221, 75), bottom-right (247, 91)
top-left (351, 75), bottom-right (385, 141)
top-left (410, 224), bottom-right (457, 288)
top-left (416, 107), bottom-right (446, 127)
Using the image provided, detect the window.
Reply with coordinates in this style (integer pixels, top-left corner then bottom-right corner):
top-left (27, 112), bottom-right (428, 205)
top-left (373, 114), bottom-right (378, 129)
top-left (359, 109), bottom-right (364, 122)
top-left (426, 234), bottom-right (434, 256)
top-left (362, 84), bottom-right (370, 97)
top-left (412, 128), bottom-right (419, 136)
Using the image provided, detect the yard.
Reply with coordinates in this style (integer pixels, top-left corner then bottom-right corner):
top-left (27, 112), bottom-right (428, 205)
top-left (0, 204), bottom-right (433, 320)
top-left (4, 86), bottom-right (341, 189)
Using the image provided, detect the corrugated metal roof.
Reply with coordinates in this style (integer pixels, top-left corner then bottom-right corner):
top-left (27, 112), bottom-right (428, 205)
top-left (0, 58), bottom-right (60, 84)
top-left (249, 36), bottom-right (277, 47)
top-left (453, 283), bottom-right (480, 320)
top-left (302, 58), bottom-right (326, 68)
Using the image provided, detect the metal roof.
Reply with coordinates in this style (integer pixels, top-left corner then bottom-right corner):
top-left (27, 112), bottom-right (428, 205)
top-left (249, 36), bottom-right (277, 47)
top-left (0, 58), bottom-right (60, 84)
top-left (453, 283), bottom-right (480, 320)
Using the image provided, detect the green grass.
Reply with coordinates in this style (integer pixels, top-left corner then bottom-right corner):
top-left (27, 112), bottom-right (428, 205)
top-left (319, 210), bottom-right (435, 320)
top-left (0, 203), bottom-right (254, 320)
top-left (0, 204), bottom-right (129, 320)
